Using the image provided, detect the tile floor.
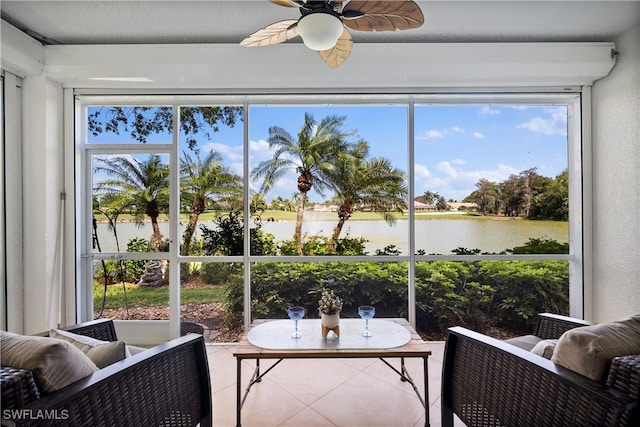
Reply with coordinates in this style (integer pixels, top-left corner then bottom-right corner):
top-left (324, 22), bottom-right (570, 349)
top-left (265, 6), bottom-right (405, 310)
top-left (207, 341), bottom-right (466, 427)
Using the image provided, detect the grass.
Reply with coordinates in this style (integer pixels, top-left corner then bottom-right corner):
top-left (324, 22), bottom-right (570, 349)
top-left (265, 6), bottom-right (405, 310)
top-left (93, 281), bottom-right (226, 309)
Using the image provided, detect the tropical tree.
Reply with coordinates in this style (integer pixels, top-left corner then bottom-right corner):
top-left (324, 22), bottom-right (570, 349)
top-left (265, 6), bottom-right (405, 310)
top-left (250, 193), bottom-right (267, 213)
top-left (180, 150), bottom-right (242, 255)
top-left (251, 113), bottom-right (354, 254)
top-left (326, 141), bottom-right (407, 244)
top-left (88, 106), bottom-right (243, 149)
top-left (470, 178), bottom-right (499, 215)
top-left (529, 169), bottom-right (569, 220)
top-left (95, 154), bottom-right (169, 249)
top-left (422, 190), bottom-right (437, 209)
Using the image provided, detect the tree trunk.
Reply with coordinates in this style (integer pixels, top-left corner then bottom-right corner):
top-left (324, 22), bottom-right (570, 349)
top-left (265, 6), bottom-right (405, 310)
top-left (331, 217), bottom-right (346, 243)
top-left (181, 213), bottom-right (200, 256)
top-left (294, 191), bottom-right (307, 255)
top-left (150, 216), bottom-right (164, 250)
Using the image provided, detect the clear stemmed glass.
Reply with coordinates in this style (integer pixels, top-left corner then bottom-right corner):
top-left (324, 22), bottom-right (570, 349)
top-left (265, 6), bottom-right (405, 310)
top-left (287, 306), bottom-right (305, 338)
top-left (358, 305), bottom-right (375, 337)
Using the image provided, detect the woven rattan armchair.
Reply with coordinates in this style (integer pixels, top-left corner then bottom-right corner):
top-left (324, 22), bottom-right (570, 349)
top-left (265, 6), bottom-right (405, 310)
top-left (1, 319), bottom-right (212, 426)
top-left (441, 313), bottom-right (640, 427)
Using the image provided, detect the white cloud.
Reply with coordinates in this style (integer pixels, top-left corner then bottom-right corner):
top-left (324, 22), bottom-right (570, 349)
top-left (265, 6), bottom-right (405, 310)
top-left (414, 163), bottom-right (432, 179)
top-left (517, 107), bottom-right (567, 135)
top-left (248, 139), bottom-right (272, 166)
top-left (416, 127), bottom-right (465, 140)
top-left (472, 132), bottom-right (485, 139)
top-left (417, 129), bottom-right (445, 140)
top-left (437, 161), bottom-right (459, 178)
top-left (200, 141), bottom-right (242, 161)
top-left (479, 106), bottom-right (501, 115)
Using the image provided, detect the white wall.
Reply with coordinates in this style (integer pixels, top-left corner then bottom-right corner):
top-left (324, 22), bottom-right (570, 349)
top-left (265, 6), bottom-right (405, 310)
top-left (591, 24), bottom-right (640, 322)
top-left (20, 75), bottom-right (66, 334)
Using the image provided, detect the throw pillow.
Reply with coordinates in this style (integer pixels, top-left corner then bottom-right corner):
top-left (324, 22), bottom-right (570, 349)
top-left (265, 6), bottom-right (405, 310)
top-left (0, 331), bottom-right (98, 394)
top-left (50, 329), bottom-right (128, 368)
top-left (530, 338), bottom-right (558, 359)
top-left (551, 314), bottom-right (640, 381)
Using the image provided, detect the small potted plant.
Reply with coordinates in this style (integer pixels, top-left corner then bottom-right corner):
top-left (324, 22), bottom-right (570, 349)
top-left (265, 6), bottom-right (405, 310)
top-left (318, 290), bottom-right (343, 338)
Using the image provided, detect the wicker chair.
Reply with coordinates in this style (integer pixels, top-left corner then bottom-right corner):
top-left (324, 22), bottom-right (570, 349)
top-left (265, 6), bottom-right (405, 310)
top-left (1, 319), bottom-right (212, 426)
top-left (441, 313), bottom-right (640, 427)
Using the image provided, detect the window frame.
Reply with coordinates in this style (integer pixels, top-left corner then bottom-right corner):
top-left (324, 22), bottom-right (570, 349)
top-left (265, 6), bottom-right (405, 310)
top-left (75, 92), bottom-right (583, 338)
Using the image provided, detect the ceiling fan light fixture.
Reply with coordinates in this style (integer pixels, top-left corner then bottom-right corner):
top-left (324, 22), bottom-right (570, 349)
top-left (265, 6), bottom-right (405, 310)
top-left (296, 12), bottom-right (343, 51)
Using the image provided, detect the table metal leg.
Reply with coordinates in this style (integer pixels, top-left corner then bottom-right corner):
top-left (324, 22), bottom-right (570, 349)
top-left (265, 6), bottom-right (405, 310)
top-left (424, 356), bottom-right (430, 427)
top-left (236, 358), bottom-right (285, 427)
top-left (236, 358), bottom-right (242, 427)
top-left (379, 357), bottom-right (430, 426)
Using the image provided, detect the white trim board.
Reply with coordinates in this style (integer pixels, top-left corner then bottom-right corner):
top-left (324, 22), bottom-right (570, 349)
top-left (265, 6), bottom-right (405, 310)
top-left (42, 42), bottom-right (616, 89)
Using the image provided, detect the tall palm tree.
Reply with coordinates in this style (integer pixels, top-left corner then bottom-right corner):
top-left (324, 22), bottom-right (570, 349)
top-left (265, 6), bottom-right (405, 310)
top-left (180, 150), bottom-right (241, 256)
top-left (251, 113), bottom-right (354, 254)
top-left (326, 141), bottom-right (408, 244)
top-left (95, 154), bottom-right (170, 249)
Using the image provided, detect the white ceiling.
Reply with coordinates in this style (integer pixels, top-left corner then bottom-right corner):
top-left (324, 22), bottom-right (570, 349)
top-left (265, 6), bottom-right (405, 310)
top-left (1, 1), bottom-right (639, 46)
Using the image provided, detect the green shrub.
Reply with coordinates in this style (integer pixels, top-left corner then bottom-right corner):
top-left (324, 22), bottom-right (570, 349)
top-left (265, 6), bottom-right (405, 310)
top-left (225, 262), bottom-right (407, 320)
top-left (278, 235), bottom-right (368, 256)
top-left (478, 260), bottom-right (569, 331)
top-left (414, 261), bottom-right (494, 333)
top-left (222, 239), bottom-right (569, 337)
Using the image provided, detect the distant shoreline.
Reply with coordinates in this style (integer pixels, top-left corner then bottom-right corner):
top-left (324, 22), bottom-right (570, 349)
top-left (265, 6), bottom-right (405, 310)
top-left (93, 210), bottom-right (562, 224)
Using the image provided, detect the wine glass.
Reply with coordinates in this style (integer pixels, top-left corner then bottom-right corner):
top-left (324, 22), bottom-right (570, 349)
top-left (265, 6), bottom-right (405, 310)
top-left (358, 305), bottom-right (375, 337)
top-left (287, 306), bottom-right (305, 338)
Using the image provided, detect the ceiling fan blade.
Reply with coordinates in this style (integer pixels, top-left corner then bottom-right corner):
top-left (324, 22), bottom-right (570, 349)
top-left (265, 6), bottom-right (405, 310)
top-left (318, 28), bottom-right (353, 68)
top-left (342, 0), bottom-right (424, 32)
top-left (240, 20), bottom-right (299, 47)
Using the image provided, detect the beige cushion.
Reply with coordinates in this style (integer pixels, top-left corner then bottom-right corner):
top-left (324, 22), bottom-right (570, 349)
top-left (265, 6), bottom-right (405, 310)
top-left (531, 339), bottom-right (558, 359)
top-left (50, 329), bottom-right (128, 369)
top-left (551, 314), bottom-right (640, 381)
top-left (504, 334), bottom-right (542, 352)
top-left (0, 331), bottom-right (98, 393)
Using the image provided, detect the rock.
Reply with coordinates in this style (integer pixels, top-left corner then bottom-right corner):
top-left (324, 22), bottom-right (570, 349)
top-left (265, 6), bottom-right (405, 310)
top-left (137, 261), bottom-right (164, 287)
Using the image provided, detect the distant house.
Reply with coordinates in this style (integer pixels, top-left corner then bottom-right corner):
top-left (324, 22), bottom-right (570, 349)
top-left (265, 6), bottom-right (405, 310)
top-left (448, 202), bottom-right (477, 212)
top-left (414, 200), bottom-right (431, 210)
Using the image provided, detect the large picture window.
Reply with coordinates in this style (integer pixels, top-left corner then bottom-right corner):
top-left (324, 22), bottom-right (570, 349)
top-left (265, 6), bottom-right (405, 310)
top-left (78, 94), bottom-right (579, 342)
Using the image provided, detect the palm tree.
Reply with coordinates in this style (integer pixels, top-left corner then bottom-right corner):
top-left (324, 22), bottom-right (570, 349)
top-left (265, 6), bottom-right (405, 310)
top-left (251, 113), bottom-right (354, 254)
top-left (326, 141), bottom-right (408, 244)
top-left (180, 150), bottom-right (241, 256)
top-left (95, 154), bottom-right (169, 249)
top-left (422, 190), bottom-right (437, 209)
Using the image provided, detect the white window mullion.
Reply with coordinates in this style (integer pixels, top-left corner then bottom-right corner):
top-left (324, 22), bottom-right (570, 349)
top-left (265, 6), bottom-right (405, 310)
top-left (168, 105), bottom-right (181, 339)
top-left (243, 103), bottom-right (252, 332)
top-left (407, 102), bottom-right (416, 328)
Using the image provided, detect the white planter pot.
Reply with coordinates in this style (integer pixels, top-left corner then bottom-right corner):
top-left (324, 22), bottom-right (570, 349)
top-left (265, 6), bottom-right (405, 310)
top-left (321, 312), bottom-right (341, 338)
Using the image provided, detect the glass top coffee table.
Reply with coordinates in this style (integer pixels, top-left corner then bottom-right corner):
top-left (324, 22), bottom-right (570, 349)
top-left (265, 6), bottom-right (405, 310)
top-left (233, 318), bottom-right (432, 427)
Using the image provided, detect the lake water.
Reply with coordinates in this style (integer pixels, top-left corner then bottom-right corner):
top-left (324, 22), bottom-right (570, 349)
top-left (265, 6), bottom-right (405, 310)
top-left (93, 218), bottom-right (568, 255)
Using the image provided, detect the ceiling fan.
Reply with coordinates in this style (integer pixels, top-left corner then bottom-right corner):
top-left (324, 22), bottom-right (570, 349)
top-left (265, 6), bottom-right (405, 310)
top-left (240, 0), bottom-right (424, 68)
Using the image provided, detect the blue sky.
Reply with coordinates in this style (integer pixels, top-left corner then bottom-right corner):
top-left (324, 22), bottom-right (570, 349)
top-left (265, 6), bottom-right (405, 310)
top-left (91, 104), bottom-right (568, 203)
top-left (199, 104), bottom-right (567, 203)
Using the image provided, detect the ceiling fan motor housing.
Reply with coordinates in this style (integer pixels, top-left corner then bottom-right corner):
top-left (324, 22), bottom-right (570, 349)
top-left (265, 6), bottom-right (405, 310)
top-left (296, 9), bottom-right (344, 51)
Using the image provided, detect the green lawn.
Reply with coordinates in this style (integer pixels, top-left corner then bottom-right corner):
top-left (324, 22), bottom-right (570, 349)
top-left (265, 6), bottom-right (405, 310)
top-left (93, 281), bottom-right (226, 309)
